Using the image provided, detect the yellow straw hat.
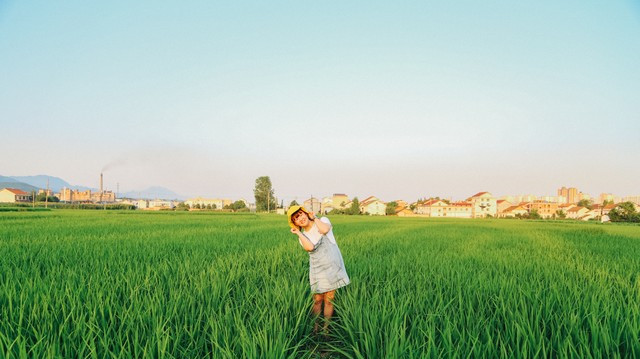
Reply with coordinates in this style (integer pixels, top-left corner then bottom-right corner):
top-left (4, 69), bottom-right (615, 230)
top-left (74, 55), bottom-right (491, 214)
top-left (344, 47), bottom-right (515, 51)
top-left (287, 205), bottom-right (310, 229)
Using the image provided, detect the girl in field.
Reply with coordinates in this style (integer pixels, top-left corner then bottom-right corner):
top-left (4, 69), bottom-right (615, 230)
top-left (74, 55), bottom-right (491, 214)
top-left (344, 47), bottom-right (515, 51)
top-left (287, 205), bottom-right (350, 335)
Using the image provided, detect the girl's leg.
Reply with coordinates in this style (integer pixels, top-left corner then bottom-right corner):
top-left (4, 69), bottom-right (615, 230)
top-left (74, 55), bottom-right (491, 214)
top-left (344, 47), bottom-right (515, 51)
top-left (312, 293), bottom-right (324, 333)
top-left (322, 290), bottom-right (336, 332)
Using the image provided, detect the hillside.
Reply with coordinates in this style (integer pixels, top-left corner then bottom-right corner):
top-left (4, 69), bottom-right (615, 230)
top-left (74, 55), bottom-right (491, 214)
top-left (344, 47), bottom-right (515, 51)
top-left (0, 176), bottom-right (39, 192)
top-left (9, 175), bottom-right (93, 192)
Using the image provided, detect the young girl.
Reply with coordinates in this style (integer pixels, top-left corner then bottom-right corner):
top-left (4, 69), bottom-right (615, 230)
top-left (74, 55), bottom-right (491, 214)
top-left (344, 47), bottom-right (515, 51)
top-left (287, 205), bottom-right (350, 334)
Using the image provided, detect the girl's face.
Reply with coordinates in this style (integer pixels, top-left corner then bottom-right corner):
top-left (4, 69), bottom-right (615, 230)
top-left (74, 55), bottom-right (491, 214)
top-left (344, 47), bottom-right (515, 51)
top-left (292, 210), bottom-right (310, 228)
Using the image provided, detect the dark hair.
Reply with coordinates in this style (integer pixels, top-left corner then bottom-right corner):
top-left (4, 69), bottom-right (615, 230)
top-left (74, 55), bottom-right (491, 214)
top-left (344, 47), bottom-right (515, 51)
top-left (291, 209), bottom-right (309, 226)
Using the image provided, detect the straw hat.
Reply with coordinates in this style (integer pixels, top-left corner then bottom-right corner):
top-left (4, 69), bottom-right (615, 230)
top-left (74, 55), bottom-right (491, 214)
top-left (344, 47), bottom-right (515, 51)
top-left (287, 205), bottom-right (311, 229)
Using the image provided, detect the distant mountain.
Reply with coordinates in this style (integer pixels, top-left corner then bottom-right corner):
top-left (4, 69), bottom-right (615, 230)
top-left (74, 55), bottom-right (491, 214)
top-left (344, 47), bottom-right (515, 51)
top-left (0, 175), bottom-right (39, 193)
top-left (8, 175), bottom-right (93, 192)
top-left (2, 174), bottom-right (183, 200)
top-left (121, 186), bottom-right (184, 200)
top-left (0, 175), bottom-right (17, 184)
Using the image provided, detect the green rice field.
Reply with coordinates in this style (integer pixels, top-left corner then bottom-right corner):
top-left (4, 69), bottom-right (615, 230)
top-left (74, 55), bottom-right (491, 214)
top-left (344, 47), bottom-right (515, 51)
top-left (1, 210), bottom-right (639, 358)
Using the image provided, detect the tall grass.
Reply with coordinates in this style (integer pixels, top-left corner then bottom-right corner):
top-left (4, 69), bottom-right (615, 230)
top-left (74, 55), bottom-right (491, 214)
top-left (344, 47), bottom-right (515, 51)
top-left (0, 211), bottom-right (638, 358)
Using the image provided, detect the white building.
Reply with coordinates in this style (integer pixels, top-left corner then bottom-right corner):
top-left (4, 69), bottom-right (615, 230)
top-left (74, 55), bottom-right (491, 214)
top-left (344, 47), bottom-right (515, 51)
top-left (136, 199), bottom-right (149, 209)
top-left (360, 196), bottom-right (386, 215)
top-left (415, 199), bottom-right (447, 216)
top-left (185, 197), bottom-right (231, 209)
top-left (415, 199), bottom-right (473, 218)
top-left (149, 199), bottom-right (175, 209)
top-left (0, 188), bottom-right (31, 203)
top-left (566, 206), bottom-right (589, 219)
top-left (467, 192), bottom-right (497, 218)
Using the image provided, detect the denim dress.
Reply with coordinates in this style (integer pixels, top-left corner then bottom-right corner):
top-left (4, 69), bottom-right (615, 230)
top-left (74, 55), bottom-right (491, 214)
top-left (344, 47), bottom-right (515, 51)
top-left (306, 233), bottom-right (350, 294)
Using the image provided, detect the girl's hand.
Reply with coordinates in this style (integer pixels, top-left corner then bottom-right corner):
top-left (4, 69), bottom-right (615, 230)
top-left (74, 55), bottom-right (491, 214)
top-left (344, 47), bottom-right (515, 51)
top-left (290, 227), bottom-right (300, 235)
top-left (308, 212), bottom-right (316, 220)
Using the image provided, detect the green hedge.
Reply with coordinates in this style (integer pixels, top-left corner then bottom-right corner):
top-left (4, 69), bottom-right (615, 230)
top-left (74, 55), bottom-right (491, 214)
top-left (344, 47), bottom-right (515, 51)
top-left (0, 207), bottom-right (52, 212)
top-left (0, 202), bottom-right (136, 210)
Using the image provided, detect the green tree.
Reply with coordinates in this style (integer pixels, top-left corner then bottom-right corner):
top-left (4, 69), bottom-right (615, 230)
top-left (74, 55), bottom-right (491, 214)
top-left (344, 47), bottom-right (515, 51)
top-left (176, 202), bottom-right (189, 211)
top-left (289, 200), bottom-right (299, 207)
top-left (555, 209), bottom-right (566, 219)
top-left (385, 201), bottom-right (398, 215)
top-left (577, 199), bottom-right (593, 210)
top-left (254, 176), bottom-right (277, 212)
top-left (528, 209), bottom-right (542, 220)
top-left (603, 199), bottom-right (614, 206)
top-left (231, 201), bottom-right (246, 210)
top-left (36, 193), bottom-right (59, 202)
top-left (609, 202), bottom-right (640, 223)
top-left (346, 197), bottom-right (360, 215)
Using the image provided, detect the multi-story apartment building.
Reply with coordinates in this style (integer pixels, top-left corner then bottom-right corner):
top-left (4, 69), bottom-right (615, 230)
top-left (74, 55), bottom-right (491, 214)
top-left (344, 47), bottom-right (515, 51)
top-left (558, 187), bottom-right (583, 204)
top-left (415, 199), bottom-right (447, 216)
top-left (415, 199), bottom-right (473, 218)
top-left (467, 192), bottom-right (497, 218)
top-left (527, 201), bottom-right (559, 219)
top-left (444, 201), bottom-right (473, 218)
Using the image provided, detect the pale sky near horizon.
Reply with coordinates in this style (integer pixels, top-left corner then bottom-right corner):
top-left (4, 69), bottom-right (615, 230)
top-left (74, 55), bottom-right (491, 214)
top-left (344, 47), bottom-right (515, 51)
top-left (1, 1), bottom-right (639, 203)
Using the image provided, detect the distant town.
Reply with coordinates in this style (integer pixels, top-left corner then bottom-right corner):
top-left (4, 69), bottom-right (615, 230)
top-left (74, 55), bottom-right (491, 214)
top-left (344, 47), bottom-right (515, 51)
top-left (1, 173), bottom-right (639, 223)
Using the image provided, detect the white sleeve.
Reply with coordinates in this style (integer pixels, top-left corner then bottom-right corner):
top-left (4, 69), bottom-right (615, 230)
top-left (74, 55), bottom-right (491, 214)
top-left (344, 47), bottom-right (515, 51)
top-left (321, 217), bottom-right (337, 244)
top-left (320, 216), bottom-right (332, 228)
top-left (298, 233), bottom-right (321, 250)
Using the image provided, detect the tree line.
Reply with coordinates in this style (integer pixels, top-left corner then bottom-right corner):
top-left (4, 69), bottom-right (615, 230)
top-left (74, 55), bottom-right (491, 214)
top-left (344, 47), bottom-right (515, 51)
top-left (608, 202), bottom-right (640, 223)
top-left (253, 176), bottom-right (640, 222)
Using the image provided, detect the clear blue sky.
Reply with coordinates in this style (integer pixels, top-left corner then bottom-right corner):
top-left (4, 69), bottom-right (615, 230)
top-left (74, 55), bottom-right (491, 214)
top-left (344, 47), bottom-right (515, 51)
top-left (1, 0), bottom-right (639, 202)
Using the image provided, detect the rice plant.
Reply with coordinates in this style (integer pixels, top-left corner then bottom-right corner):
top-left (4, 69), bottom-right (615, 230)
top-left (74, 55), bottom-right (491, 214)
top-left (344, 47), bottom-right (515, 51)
top-left (0, 211), bottom-right (638, 358)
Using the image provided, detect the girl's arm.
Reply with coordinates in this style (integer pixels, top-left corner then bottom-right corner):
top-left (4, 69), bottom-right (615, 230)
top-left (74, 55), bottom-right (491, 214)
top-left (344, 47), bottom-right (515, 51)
top-left (308, 213), bottom-right (331, 235)
top-left (291, 227), bottom-right (315, 252)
